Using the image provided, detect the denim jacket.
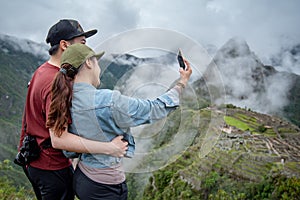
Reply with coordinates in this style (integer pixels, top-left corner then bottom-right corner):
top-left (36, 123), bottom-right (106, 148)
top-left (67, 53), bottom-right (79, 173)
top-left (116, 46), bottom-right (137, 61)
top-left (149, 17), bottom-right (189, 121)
top-left (65, 82), bottom-right (180, 169)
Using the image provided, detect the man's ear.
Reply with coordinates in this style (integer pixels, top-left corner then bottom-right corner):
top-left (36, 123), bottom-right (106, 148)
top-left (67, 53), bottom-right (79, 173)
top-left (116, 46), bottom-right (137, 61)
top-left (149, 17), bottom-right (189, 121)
top-left (60, 40), bottom-right (69, 51)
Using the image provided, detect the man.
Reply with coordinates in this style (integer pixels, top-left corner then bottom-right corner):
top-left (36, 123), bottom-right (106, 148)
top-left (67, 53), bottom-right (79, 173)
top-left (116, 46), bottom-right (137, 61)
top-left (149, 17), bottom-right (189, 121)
top-left (17, 19), bottom-right (128, 200)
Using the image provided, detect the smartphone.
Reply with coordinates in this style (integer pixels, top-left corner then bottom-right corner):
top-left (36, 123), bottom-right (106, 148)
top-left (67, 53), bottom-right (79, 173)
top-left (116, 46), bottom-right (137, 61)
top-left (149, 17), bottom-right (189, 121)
top-left (177, 49), bottom-right (186, 70)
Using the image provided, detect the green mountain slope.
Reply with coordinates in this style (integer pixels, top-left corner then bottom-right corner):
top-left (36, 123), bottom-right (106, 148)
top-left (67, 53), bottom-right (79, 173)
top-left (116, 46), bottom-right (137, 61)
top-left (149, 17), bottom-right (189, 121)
top-left (0, 39), bottom-right (46, 161)
top-left (129, 106), bottom-right (300, 200)
top-left (0, 36), bottom-right (47, 199)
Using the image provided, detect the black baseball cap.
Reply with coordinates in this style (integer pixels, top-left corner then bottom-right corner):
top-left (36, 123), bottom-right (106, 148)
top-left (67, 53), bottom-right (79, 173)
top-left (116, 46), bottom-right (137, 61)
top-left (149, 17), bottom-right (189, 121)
top-left (46, 19), bottom-right (97, 46)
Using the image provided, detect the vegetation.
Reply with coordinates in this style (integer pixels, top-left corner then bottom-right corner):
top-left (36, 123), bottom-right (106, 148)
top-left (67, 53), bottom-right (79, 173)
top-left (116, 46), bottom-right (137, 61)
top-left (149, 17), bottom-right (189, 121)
top-left (128, 107), bottom-right (300, 199)
top-left (224, 116), bottom-right (255, 132)
top-left (0, 43), bottom-right (44, 162)
top-left (0, 40), bottom-right (44, 199)
top-left (0, 160), bottom-right (35, 199)
top-left (141, 150), bottom-right (300, 200)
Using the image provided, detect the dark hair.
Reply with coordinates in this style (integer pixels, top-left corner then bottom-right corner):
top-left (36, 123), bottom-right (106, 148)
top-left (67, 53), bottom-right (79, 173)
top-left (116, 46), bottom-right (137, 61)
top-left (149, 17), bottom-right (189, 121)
top-left (48, 44), bottom-right (59, 55)
top-left (46, 63), bottom-right (79, 137)
top-left (48, 39), bottom-right (75, 56)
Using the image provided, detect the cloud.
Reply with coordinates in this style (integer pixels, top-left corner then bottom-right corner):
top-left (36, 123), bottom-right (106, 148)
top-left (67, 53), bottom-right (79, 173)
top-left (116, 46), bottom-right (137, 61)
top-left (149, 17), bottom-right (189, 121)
top-left (271, 44), bottom-right (300, 75)
top-left (130, 0), bottom-right (300, 63)
top-left (206, 37), bottom-right (296, 116)
top-left (0, 0), bottom-right (140, 46)
top-left (0, 0), bottom-right (300, 64)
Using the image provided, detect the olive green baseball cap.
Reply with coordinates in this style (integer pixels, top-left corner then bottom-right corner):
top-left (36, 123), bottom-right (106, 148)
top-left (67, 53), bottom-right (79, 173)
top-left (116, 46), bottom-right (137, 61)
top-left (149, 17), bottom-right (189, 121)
top-left (61, 43), bottom-right (105, 68)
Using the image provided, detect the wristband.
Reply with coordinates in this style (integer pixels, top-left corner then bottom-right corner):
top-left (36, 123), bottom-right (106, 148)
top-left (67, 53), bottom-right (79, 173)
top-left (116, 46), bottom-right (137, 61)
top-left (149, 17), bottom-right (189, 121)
top-left (176, 82), bottom-right (186, 89)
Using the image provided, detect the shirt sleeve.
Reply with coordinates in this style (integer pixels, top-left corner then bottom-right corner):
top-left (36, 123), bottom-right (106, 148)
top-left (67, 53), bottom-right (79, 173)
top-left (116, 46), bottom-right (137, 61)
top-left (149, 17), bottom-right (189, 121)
top-left (111, 87), bottom-right (181, 128)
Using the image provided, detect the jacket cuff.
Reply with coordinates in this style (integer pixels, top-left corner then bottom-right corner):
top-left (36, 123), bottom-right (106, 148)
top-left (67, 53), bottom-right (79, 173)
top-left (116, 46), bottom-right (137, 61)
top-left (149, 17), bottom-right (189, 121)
top-left (157, 87), bottom-right (180, 107)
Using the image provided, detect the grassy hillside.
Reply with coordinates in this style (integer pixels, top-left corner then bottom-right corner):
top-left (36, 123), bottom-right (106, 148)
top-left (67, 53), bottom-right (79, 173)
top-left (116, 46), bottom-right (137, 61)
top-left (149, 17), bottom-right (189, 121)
top-left (0, 159), bottom-right (36, 199)
top-left (127, 106), bottom-right (300, 199)
top-left (0, 44), bottom-right (44, 161)
top-left (0, 40), bottom-right (46, 197)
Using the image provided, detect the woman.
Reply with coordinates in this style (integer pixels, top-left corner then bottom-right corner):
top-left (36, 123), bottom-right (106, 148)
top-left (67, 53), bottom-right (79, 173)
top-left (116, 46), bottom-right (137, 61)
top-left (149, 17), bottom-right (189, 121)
top-left (46, 43), bottom-right (192, 200)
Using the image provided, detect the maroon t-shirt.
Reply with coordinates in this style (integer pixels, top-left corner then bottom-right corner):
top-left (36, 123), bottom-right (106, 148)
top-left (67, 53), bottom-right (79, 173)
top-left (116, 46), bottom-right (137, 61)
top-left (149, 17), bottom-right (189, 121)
top-left (19, 62), bottom-right (71, 170)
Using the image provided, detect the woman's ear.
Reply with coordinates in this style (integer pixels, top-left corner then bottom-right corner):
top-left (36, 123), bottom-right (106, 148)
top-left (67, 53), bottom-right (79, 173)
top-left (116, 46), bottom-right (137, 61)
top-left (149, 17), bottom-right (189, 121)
top-left (85, 58), bottom-right (93, 69)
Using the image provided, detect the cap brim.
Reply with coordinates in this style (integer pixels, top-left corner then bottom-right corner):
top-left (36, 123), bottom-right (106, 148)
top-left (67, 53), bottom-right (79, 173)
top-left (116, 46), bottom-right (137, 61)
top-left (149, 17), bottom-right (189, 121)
top-left (95, 51), bottom-right (105, 60)
top-left (73, 29), bottom-right (97, 39)
top-left (83, 29), bottom-right (97, 38)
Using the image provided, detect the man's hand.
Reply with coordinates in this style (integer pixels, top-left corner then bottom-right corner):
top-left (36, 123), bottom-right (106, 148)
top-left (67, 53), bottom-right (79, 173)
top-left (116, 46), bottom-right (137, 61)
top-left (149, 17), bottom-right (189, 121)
top-left (50, 128), bottom-right (128, 157)
top-left (109, 136), bottom-right (128, 157)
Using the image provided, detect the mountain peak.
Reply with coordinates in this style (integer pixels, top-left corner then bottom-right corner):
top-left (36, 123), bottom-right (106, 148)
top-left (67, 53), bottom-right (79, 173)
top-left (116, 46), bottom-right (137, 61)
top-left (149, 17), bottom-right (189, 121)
top-left (217, 37), bottom-right (251, 59)
top-left (0, 33), bottom-right (49, 60)
top-left (199, 37), bottom-right (300, 126)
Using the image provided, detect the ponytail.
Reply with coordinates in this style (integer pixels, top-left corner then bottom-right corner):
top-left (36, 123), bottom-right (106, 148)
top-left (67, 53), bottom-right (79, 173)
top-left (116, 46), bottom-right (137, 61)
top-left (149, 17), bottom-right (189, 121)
top-left (46, 63), bottom-right (78, 137)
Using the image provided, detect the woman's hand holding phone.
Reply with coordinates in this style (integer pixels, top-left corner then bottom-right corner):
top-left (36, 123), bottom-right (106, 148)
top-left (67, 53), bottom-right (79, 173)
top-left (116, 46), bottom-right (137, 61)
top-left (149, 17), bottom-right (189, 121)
top-left (177, 49), bottom-right (192, 87)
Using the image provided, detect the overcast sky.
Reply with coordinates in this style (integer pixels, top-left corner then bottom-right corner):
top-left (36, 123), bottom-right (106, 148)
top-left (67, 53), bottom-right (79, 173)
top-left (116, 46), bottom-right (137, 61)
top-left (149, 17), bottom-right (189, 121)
top-left (0, 0), bottom-right (299, 63)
